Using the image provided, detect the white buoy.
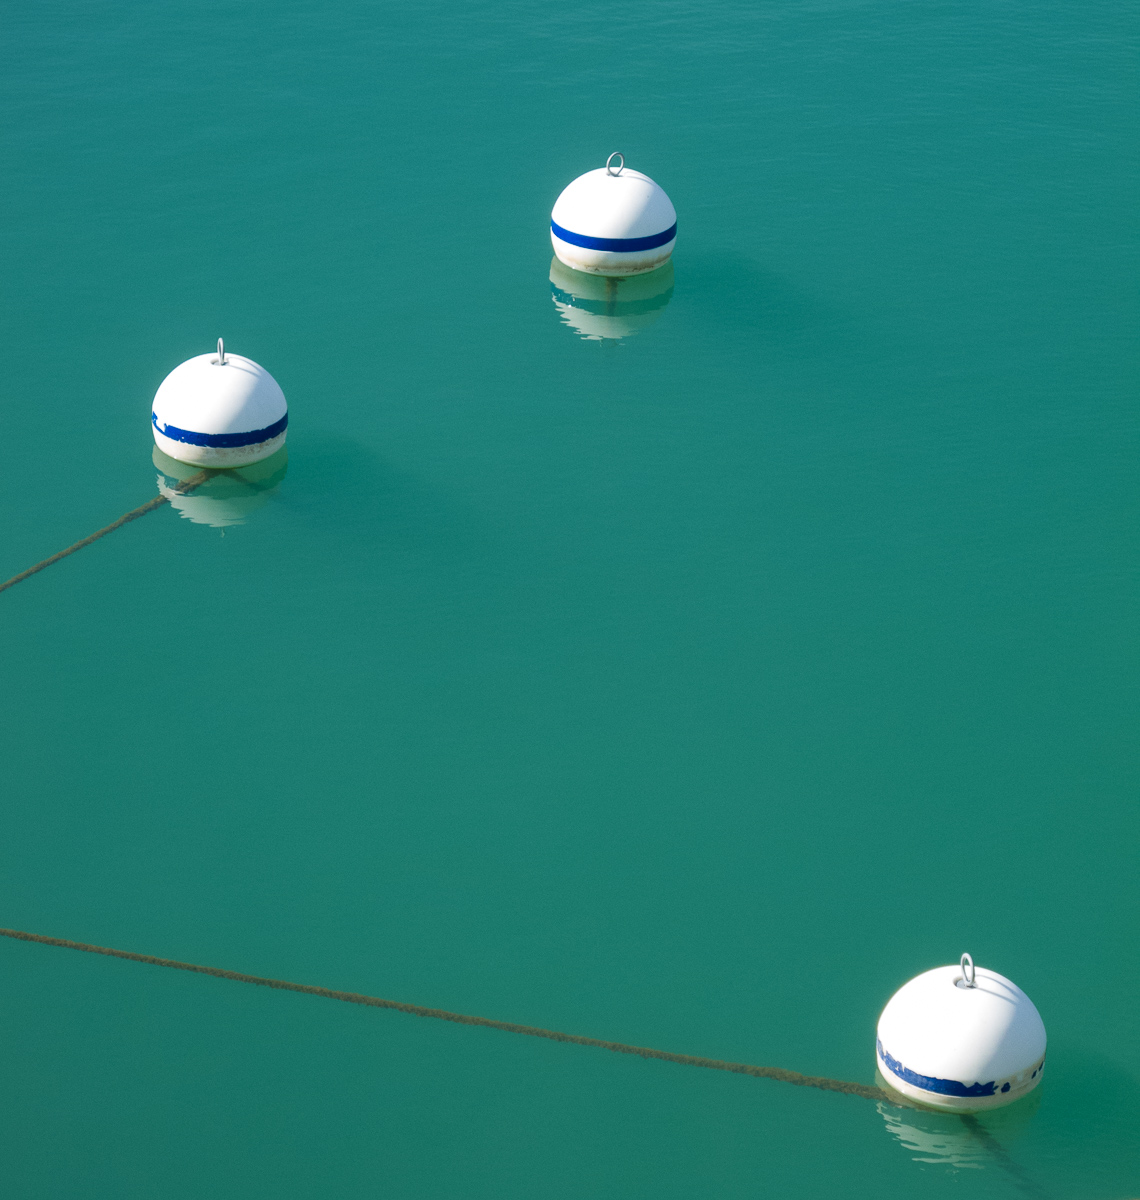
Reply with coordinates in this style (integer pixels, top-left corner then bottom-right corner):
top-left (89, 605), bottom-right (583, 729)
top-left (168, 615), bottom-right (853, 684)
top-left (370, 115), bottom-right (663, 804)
top-left (549, 256), bottom-right (674, 340)
top-left (151, 340), bottom-right (288, 468)
top-left (876, 954), bottom-right (1047, 1112)
top-left (551, 153), bottom-right (676, 277)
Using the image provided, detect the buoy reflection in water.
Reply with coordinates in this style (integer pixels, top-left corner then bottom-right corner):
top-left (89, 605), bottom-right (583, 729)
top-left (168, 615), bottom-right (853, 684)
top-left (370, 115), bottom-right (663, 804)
top-left (550, 257), bottom-right (673, 341)
top-left (877, 1077), bottom-right (1041, 1171)
top-left (877, 1102), bottom-right (987, 1169)
top-left (153, 443), bottom-right (288, 528)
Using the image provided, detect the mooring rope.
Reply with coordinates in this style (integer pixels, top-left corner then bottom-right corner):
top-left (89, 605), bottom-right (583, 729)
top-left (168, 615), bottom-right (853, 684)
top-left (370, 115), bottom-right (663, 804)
top-left (960, 1115), bottom-right (1047, 1198)
top-left (0, 471), bottom-right (211, 595)
top-left (0, 926), bottom-right (889, 1103)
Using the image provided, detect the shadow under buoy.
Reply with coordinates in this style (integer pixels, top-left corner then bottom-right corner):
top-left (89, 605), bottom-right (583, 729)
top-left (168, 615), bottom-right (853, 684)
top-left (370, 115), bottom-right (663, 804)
top-left (153, 443), bottom-right (288, 528)
top-left (549, 256), bottom-right (674, 341)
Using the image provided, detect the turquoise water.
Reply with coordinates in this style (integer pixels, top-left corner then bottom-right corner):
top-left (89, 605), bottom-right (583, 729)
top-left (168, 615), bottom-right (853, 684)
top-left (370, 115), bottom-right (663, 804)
top-left (2, 0), bottom-right (1137, 1195)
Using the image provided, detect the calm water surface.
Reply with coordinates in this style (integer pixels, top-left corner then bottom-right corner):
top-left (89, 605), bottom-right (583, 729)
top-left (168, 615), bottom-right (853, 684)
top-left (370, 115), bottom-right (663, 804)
top-left (1, 1), bottom-right (1137, 1196)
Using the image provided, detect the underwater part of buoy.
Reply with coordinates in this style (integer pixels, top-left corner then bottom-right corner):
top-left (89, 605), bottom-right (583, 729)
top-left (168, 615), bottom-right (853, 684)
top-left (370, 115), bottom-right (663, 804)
top-left (876, 954), bottom-right (1047, 1112)
top-left (151, 339), bottom-right (288, 468)
top-left (549, 256), bottom-right (674, 340)
top-left (153, 443), bottom-right (288, 528)
top-left (550, 153), bottom-right (677, 277)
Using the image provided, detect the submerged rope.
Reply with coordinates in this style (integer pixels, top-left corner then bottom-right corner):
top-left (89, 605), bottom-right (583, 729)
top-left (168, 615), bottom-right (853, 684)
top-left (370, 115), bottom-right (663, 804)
top-left (961, 1115), bottom-right (1049, 1198)
top-left (0, 471), bottom-right (211, 595)
top-left (0, 926), bottom-right (889, 1103)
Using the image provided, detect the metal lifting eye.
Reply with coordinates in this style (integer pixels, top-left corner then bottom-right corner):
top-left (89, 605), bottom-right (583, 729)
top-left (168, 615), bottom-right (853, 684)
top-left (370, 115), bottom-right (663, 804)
top-left (959, 952), bottom-right (976, 988)
top-left (606, 152), bottom-right (624, 176)
top-left (214, 338), bottom-right (226, 366)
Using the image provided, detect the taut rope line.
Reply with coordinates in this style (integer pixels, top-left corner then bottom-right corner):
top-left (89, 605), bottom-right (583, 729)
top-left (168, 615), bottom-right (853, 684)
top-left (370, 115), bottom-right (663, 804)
top-left (0, 926), bottom-right (890, 1103)
top-left (0, 471), bottom-right (211, 595)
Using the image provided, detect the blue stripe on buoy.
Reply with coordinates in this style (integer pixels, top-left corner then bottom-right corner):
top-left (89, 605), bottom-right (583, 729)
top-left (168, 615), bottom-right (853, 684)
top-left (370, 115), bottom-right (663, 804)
top-left (551, 220), bottom-right (677, 253)
top-left (152, 411), bottom-right (288, 448)
top-left (877, 1040), bottom-right (997, 1098)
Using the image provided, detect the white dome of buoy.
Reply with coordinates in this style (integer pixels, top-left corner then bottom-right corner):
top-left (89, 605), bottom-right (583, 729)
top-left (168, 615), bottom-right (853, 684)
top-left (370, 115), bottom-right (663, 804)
top-left (550, 256), bottom-right (674, 340)
top-left (551, 153), bottom-right (677, 277)
top-left (151, 340), bottom-right (288, 468)
top-left (876, 954), bottom-right (1047, 1112)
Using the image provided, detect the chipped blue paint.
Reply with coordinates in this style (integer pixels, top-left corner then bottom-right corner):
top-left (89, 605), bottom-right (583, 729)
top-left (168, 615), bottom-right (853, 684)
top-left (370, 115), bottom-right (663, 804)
top-left (153, 411), bottom-right (288, 448)
top-left (877, 1039), bottom-right (998, 1098)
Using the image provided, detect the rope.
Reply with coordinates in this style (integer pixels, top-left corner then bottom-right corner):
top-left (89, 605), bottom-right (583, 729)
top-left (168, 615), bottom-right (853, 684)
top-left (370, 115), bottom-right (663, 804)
top-left (959, 1115), bottom-right (1049, 1198)
top-left (0, 471), bottom-right (211, 595)
top-left (0, 926), bottom-right (889, 1103)
top-left (0, 460), bottom-right (1047, 1190)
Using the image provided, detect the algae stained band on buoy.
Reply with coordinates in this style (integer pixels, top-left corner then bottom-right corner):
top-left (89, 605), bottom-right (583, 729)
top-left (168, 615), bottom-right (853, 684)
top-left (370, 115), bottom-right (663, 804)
top-left (876, 954), bottom-right (1047, 1112)
top-left (151, 339), bottom-right (288, 468)
top-left (551, 153), bottom-right (676, 277)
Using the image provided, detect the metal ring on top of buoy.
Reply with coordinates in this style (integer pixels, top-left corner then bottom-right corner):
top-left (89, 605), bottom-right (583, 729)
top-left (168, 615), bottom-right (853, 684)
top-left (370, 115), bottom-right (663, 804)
top-left (606, 152), bottom-right (625, 176)
top-left (959, 953), bottom-right (976, 988)
top-left (214, 338), bottom-right (226, 366)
